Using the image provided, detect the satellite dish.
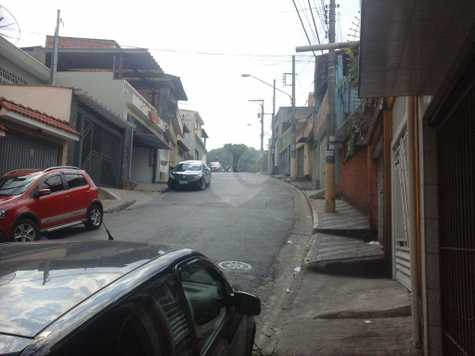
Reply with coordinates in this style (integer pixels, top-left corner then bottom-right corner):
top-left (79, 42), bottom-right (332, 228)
top-left (0, 5), bottom-right (21, 43)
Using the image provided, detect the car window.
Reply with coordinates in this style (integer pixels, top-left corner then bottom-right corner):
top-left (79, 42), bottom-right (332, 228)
top-left (151, 275), bottom-right (195, 356)
top-left (0, 175), bottom-right (38, 196)
top-left (49, 303), bottom-right (163, 356)
top-left (179, 260), bottom-right (228, 352)
top-left (65, 173), bottom-right (88, 189)
top-left (39, 175), bottom-right (64, 193)
top-left (175, 163), bottom-right (202, 172)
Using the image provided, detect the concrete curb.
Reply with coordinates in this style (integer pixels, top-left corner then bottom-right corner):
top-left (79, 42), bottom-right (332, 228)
top-left (255, 178), bottom-right (314, 355)
top-left (103, 200), bottom-right (136, 214)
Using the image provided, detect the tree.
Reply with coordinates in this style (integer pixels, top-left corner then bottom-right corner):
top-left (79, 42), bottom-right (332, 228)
top-left (207, 144), bottom-right (261, 172)
top-left (207, 147), bottom-right (233, 171)
top-left (223, 144), bottom-right (247, 172)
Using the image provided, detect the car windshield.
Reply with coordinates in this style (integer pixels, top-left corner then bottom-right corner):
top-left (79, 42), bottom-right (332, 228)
top-left (0, 175), bottom-right (37, 196)
top-left (175, 163), bottom-right (201, 172)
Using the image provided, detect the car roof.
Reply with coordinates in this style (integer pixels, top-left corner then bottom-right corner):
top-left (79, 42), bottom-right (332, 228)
top-left (0, 241), bottom-right (189, 342)
top-left (178, 160), bottom-right (202, 165)
top-left (1, 167), bottom-right (86, 179)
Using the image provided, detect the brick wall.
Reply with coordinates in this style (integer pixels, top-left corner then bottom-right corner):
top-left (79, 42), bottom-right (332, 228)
top-left (46, 36), bottom-right (119, 49)
top-left (339, 146), bottom-right (378, 229)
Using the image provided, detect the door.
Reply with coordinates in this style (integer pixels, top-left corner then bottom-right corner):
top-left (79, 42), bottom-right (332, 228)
top-left (62, 172), bottom-right (91, 223)
top-left (391, 130), bottom-right (411, 290)
top-left (80, 118), bottom-right (122, 187)
top-left (32, 174), bottom-right (67, 230)
top-left (437, 85), bottom-right (475, 355)
top-left (0, 132), bottom-right (59, 175)
top-left (177, 259), bottom-right (248, 356)
top-left (297, 146), bottom-right (304, 177)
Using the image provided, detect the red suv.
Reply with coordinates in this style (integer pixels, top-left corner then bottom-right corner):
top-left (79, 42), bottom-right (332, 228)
top-left (0, 166), bottom-right (103, 242)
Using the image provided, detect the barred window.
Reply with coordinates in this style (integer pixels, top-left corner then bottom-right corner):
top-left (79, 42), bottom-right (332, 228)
top-left (0, 66), bottom-right (27, 85)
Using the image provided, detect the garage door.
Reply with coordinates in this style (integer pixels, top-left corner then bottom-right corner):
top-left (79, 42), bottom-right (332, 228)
top-left (0, 133), bottom-right (60, 175)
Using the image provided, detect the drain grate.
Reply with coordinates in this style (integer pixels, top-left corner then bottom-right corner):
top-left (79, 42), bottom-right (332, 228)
top-left (218, 260), bottom-right (253, 271)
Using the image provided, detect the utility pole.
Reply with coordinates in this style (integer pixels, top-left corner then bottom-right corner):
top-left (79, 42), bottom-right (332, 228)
top-left (324, 0), bottom-right (337, 212)
top-left (50, 9), bottom-right (61, 85)
top-left (271, 79), bottom-right (276, 174)
top-left (291, 55), bottom-right (297, 178)
top-left (260, 101), bottom-right (264, 156)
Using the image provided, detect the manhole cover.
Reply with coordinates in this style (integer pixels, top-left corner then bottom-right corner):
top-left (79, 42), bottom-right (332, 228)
top-left (218, 260), bottom-right (253, 271)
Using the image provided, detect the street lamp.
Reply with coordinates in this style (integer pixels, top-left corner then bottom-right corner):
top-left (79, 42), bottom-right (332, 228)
top-left (248, 99), bottom-right (265, 172)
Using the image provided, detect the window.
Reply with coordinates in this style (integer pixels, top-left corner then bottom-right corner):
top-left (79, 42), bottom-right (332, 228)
top-left (151, 276), bottom-right (194, 356)
top-left (0, 175), bottom-right (39, 196)
top-left (179, 260), bottom-right (228, 351)
top-left (50, 303), bottom-right (163, 356)
top-left (175, 163), bottom-right (202, 172)
top-left (39, 175), bottom-right (64, 193)
top-left (65, 173), bottom-right (88, 189)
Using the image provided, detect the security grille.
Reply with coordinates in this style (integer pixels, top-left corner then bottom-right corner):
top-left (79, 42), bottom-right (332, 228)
top-left (438, 87), bottom-right (475, 356)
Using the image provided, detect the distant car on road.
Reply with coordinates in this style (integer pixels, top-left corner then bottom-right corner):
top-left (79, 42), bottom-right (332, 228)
top-left (0, 166), bottom-right (103, 243)
top-left (0, 240), bottom-right (260, 356)
top-left (209, 161), bottom-right (223, 172)
top-left (168, 160), bottom-right (211, 190)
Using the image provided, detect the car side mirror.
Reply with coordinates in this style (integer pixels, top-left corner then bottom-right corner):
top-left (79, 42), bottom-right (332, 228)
top-left (232, 291), bottom-right (261, 316)
top-left (34, 188), bottom-right (51, 198)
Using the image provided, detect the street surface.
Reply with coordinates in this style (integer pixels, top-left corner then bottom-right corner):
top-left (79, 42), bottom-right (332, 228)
top-left (50, 173), bottom-right (295, 292)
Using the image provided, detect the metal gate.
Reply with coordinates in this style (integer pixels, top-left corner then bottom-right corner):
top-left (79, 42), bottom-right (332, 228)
top-left (0, 133), bottom-right (59, 175)
top-left (80, 120), bottom-right (122, 187)
top-left (392, 130), bottom-right (411, 290)
top-left (297, 146), bottom-right (305, 177)
top-left (438, 87), bottom-right (475, 355)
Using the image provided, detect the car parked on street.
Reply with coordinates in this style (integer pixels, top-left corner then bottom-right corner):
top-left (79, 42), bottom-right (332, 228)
top-left (0, 166), bottom-right (103, 243)
top-left (209, 162), bottom-right (223, 173)
top-left (168, 160), bottom-right (211, 190)
top-left (0, 240), bottom-right (260, 356)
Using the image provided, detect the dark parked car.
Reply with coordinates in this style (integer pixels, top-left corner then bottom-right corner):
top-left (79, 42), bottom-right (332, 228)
top-left (0, 166), bottom-right (103, 242)
top-left (0, 240), bottom-right (260, 356)
top-left (168, 161), bottom-right (211, 190)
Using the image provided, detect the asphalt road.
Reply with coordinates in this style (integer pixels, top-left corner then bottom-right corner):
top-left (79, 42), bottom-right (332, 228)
top-left (52, 173), bottom-right (296, 292)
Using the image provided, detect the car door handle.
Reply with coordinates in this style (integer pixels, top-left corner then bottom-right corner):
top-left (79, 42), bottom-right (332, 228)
top-left (65, 195), bottom-right (71, 198)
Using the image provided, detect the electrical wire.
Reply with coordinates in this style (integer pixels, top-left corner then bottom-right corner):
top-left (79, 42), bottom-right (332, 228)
top-left (291, 0), bottom-right (317, 56)
top-left (307, 0), bottom-right (321, 47)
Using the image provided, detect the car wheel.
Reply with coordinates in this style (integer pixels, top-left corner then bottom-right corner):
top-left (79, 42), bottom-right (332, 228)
top-left (85, 204), bottom-right (103, 230)
top-left (199, 178), bottom-right (207, 190)
top-left (13, 218), bottom-right (39, 242)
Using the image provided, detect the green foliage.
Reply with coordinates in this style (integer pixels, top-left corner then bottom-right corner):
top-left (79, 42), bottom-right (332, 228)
top-left (345, 47), bottom-right (359, 87)
top-left (207, 144), bottom-right (261, 172)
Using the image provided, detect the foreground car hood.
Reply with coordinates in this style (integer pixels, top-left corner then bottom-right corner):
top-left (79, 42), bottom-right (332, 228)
top-left (0, 241), bottom-right (177, 338)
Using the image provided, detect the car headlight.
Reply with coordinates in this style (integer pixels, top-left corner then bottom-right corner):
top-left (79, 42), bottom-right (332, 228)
top-left (0, 210), bottom-right (7, 219)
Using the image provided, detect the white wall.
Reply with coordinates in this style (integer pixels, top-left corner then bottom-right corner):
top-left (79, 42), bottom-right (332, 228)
top-left (56, 72), bottom-right (127, 120)
top-left (0, 85), bottom-right (73, 122)
top-left (132, 145), bottom-right (154, 184)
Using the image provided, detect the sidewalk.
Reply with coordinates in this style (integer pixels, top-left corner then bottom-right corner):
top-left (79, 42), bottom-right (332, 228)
top-left (99, 186), bottom-right (163, 213)
top-left (257, 178), bottom-right (414, 356)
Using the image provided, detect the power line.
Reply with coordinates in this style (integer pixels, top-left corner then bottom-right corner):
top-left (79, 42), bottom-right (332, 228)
top-left (291, 0), bottom-right (317, 56)
top-left (307, 0), bottom-right (321, 46)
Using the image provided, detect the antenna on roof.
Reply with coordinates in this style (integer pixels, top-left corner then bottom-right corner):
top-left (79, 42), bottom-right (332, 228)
top-left (103, 221), bottom-right (115, 241)
top-left (0, 5), bottom-right (21, 44)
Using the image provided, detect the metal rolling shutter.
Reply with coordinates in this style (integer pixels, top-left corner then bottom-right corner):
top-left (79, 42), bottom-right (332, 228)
top-left (0, 133), bottom-right (59, 175)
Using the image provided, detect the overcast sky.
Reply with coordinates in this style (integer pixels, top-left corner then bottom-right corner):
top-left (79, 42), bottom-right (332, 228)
top-left (3, 0), bottom-right (359, 150)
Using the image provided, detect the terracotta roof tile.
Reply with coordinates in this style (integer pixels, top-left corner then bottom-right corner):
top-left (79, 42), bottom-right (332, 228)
top-left (0, 98), bottom-right (79, 136)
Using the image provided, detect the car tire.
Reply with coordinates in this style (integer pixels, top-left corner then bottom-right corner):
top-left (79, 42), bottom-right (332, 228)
top-left (85, 204), bottom-right (103, 230)
top-left (199, 178), bottom-right (207, 190)
top-left (12, 218), bottom-right (39, 242)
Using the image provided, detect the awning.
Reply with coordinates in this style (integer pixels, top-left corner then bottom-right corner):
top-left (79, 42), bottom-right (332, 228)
top-left (0, 98), bottom-right (79, 142)
top-left (75, 92), bottom-right (133, 130)
top-left (134, 132), bottom-right (169, 149)
top-left (359, 0), bottom-right (475, 97)
top-left (177, 138), bottom-right (190, 152)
